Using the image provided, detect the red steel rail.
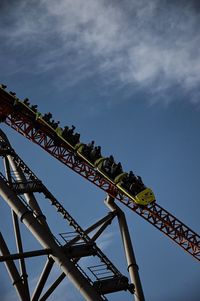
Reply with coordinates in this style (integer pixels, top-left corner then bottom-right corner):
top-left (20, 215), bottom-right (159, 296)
top-left (0, 87), bottom-right (199, 261)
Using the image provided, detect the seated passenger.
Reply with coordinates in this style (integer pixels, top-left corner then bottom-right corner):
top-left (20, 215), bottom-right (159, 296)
top-left (90, 146), bottom-right (101, 163)
top-left (62, 126), bottom-right (69, 139)
top-left (137, 175), bottom-right (143, 185)
top-left (102, 155), bottom-right (114, 175)
top-left (133, 182), bottom-right (142, 195)
top-left (51, 120), bottom-right (60, 129)
top-left (31, 105), bottom-right (38, 112)
top-left (129, 171), bottom-right (137, 181)
top-left (71, 133), bottom-right (80, 146)
top-left (88, 140), bottom-right (95, 150)
top-left (62, 125), bottom-right (78, 146)
top-left (23, 98), bottom-right (30, 106)
top-left (111, 162), bottom-right (123, 179)
top-left (68, 125), bottom-right (75, 136)
top-left (122, 171), bottom-right (136, 188)
top-left (128, 182), bottom-right (136, 196)
top-left (128, 175), bottom-right (145, 195)
top-left (121, 171), bottom-right (141, 196)
top-left (136, 175), bottom-right (145, 191)
top-left (82, 140), bottom-right (95, 157)
top-left (43, 112), bottom-right (52, 122)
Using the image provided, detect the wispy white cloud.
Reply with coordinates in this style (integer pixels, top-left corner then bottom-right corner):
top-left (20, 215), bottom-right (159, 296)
top-left (1, 0), bottom-right (200, 103)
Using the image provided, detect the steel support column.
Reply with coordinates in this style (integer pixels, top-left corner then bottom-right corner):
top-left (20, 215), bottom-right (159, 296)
top-left (105, 195), bottom-right (145, 301)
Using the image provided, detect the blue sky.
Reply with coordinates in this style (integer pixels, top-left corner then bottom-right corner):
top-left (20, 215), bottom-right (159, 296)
top-left (0, 0), bottom-right (200, 300)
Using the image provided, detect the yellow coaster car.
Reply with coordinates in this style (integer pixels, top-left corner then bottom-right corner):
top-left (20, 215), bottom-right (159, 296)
top-left (115, 173), bottom-right (155, 205)
top-left (134, 188), bottom-right (155, 205)
top-left (117, 183), bottom-right (155, 206)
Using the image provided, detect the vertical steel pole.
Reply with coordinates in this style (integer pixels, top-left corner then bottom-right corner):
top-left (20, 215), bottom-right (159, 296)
top-left (105, 195), bottom-right (145, 301)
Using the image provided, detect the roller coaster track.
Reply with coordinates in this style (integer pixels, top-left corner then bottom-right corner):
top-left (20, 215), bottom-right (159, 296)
top-left (0, 86), bottom-right (199, 262)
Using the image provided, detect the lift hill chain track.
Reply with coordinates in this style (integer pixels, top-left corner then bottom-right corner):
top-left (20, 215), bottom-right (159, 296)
top-left (0, 85), bottom-right (199, 262)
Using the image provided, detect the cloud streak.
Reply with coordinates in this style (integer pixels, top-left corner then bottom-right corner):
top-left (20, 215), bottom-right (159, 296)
top-left (1, 0), bottom-right (200, 103)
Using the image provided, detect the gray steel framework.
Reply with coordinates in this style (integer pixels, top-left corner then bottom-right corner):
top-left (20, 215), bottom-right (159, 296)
top-left (0, 129), bottom-right (142, 300)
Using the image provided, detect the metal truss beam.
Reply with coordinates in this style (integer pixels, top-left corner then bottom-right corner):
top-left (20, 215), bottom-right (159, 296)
top-left (39, 272), bottom-right (66, 301)
top-left (31, 258), bottom-right (54, 301)
top-left (90, 216), bottom-right (116, 242)
top-left (0, 249), bottom-right (51, 262)
top-left (0, 88), bottom-right (199, 261)
top-left (65, 212), bottom-right (116, 246)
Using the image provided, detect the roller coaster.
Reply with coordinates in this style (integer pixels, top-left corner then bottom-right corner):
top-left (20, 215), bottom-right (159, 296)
top-left (13, 93), bottom-right (155, 206)
top-left (0, 84), bottom-right (199, 301)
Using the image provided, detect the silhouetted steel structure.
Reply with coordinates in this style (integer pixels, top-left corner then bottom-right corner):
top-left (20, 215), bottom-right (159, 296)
top-left (0, 85), bottom-right (199, 300)
top-left (0, 129), bottom-right (136, 301)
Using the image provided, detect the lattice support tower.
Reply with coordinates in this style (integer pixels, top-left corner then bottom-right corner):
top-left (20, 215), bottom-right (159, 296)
top-left (0, 129), bottom-right (139, 300)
